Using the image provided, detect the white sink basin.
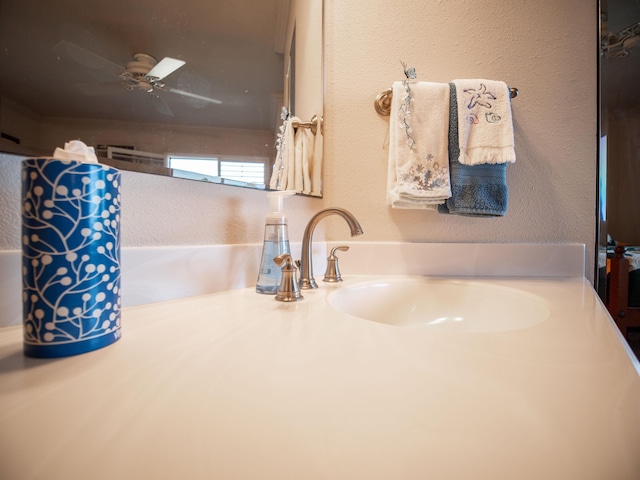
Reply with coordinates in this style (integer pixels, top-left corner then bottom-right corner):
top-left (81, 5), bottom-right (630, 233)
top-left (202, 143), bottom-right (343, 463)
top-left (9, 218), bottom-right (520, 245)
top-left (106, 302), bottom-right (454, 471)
top-left (328, 277), bottom-right (550, 332)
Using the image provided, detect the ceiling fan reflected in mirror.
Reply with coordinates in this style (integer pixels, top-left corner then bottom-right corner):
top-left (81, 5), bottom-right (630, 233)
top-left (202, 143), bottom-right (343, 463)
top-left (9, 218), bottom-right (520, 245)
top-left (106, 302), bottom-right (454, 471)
top-left (54, 40), bottom-right (222, 116)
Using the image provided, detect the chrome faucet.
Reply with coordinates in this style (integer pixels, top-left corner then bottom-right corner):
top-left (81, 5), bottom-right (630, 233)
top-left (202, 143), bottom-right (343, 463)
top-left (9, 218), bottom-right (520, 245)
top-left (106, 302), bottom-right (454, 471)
top-left (298, 208), bottom-right (363, 289)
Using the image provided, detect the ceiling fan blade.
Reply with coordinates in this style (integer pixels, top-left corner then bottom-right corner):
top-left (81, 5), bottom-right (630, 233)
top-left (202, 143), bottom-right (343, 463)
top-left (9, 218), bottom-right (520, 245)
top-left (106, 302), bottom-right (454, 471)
top-left (168, 88), bottom-right (223, 105)
top-left (151, 94), bottom-right (174, 117)
top-left (53, 40), bottom-right (124, 80)
top-left (146, 57), bottom-right (186, 81)
top-left (75, 81), bottom-right (126, 96)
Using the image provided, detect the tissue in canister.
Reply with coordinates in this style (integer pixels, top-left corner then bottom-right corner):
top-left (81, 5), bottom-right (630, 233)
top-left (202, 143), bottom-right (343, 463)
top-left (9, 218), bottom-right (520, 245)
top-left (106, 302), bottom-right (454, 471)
top-left (52, 140), bottom-right (99, 164)
top-left (21, 157), bottom-right (121, 357)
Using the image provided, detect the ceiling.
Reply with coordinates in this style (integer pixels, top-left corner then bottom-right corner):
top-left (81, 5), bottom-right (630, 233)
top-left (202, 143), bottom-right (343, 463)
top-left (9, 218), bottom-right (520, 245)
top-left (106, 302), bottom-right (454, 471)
top-left (0, 0), bottom-right (287, 131)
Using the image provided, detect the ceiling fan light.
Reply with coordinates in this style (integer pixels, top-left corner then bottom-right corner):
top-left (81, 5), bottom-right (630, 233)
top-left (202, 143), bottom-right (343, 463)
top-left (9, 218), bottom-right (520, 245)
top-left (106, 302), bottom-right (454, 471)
top-left (138, 80), bottom-right (154, 93)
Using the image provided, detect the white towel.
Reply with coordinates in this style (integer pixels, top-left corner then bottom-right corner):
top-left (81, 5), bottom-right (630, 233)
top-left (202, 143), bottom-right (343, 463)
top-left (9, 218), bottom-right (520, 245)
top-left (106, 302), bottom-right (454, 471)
top-left (284, 116), bottom-right (300, 190)
top-left (294, 124), bottom-right (314, 194)
top-left (387, 81), bottom-right (451, 209)
top-left (310, 116), bottom-right (323, 196)
top-left (452, 79), bottom-right (516, 165)
top-left (269, 116), bottom-right (296, 190)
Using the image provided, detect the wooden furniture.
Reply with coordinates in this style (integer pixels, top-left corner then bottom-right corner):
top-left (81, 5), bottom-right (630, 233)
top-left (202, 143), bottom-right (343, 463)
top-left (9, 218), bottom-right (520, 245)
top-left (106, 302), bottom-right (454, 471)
top-left (607, 246), bottom-right (640, 338)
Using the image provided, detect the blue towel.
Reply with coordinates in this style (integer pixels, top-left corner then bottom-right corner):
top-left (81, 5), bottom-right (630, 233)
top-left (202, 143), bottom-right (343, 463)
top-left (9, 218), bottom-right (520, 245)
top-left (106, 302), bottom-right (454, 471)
top-left (438, 83), bottom-right (508, 217)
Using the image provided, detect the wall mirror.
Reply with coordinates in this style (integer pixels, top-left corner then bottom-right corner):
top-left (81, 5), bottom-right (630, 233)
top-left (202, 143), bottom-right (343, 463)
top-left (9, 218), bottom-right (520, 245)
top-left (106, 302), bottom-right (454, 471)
top-left (597, 0), bottom-right (640, 303)
top-left (0, 0), bottom-right (324, 197)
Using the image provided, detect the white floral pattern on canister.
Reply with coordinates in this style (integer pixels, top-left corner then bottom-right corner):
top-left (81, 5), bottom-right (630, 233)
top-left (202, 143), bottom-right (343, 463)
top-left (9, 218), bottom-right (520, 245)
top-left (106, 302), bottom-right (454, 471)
top-left (21, 158), bottom-right (121, 357)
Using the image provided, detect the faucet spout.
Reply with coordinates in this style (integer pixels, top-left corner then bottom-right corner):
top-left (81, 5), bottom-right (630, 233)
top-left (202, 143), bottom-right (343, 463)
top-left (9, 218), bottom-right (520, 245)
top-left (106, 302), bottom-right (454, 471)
top-left (298, 208), bottom-right (363, 289)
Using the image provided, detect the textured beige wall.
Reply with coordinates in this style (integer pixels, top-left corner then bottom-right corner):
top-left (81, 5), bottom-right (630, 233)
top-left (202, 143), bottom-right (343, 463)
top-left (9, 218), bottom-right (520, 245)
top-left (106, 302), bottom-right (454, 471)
top-left (322, 0), bottom-right (596, 248)
top-left (0, 0), bottom-right (598, 277)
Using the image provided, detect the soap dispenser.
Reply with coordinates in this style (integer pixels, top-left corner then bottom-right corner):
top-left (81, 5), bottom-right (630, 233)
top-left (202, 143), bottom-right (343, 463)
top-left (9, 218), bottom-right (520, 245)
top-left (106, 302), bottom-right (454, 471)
top-left (256, 191), bottom-right (295, 294)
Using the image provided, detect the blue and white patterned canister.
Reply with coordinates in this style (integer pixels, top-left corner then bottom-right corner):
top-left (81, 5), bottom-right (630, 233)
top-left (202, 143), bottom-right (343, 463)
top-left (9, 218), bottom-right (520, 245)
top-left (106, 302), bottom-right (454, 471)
top-left (21, 158), bottom-right (122, 358)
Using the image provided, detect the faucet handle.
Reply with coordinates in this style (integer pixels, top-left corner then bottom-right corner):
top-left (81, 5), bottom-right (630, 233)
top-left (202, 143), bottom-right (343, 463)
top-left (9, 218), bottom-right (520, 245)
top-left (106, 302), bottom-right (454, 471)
top-left (323, 246), bottom-right (349, 283)
top-left (273, 254), bottom-right (304, 302)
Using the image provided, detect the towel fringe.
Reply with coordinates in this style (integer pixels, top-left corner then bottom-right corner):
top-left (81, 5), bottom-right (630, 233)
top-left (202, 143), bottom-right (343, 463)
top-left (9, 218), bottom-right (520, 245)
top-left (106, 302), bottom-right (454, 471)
top-left (458, 146), bottom-right (516, 166)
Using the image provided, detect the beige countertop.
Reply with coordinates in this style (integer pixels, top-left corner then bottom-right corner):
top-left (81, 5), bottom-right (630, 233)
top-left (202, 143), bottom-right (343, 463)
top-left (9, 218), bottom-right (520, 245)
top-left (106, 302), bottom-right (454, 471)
top-left (1, 275), bottom-right (639, 480)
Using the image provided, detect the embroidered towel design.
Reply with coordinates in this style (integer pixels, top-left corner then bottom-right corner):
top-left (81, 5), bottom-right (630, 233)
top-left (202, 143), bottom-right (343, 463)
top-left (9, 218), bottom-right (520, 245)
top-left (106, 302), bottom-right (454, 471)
top-left (269, 115), bottom-right (296, 190)
top-left (285, 116), bottom-right (300, 190)
top-left (439, 83), bottom-right (509, 216)
top-left (453, 79), bottom-right (516, 166)
top-left (387, 81), bottom-right (452, 209)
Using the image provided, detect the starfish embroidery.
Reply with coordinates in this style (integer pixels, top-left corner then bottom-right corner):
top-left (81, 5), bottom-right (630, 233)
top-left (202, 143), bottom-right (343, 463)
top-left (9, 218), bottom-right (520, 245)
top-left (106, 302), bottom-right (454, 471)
top-left (463, 83), bottom-right (496, 109)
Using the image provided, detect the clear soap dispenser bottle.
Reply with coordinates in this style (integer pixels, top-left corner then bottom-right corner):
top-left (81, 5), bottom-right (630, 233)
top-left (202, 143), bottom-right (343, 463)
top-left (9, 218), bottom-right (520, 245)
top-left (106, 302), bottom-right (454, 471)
top-left (256, 191), bottom-right (295, 294)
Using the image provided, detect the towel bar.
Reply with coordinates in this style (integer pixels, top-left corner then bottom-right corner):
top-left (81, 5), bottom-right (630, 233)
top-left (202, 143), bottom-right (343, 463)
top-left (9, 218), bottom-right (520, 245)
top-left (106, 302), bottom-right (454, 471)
top-left (291, 115), bottom-right (323, 135)
top-left (374, 86), bottom-right (519, 116)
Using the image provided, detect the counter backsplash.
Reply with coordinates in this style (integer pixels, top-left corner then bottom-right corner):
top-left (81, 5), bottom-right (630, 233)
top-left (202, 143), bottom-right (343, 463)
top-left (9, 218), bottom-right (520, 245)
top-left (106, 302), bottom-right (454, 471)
top-left (0, 242), bottom-right (585, 328)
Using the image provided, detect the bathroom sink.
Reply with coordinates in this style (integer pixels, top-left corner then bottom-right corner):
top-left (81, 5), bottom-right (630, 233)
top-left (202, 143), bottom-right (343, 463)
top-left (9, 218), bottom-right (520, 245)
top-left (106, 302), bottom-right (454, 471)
top-left (328, 277), bottom-right (550, 332)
